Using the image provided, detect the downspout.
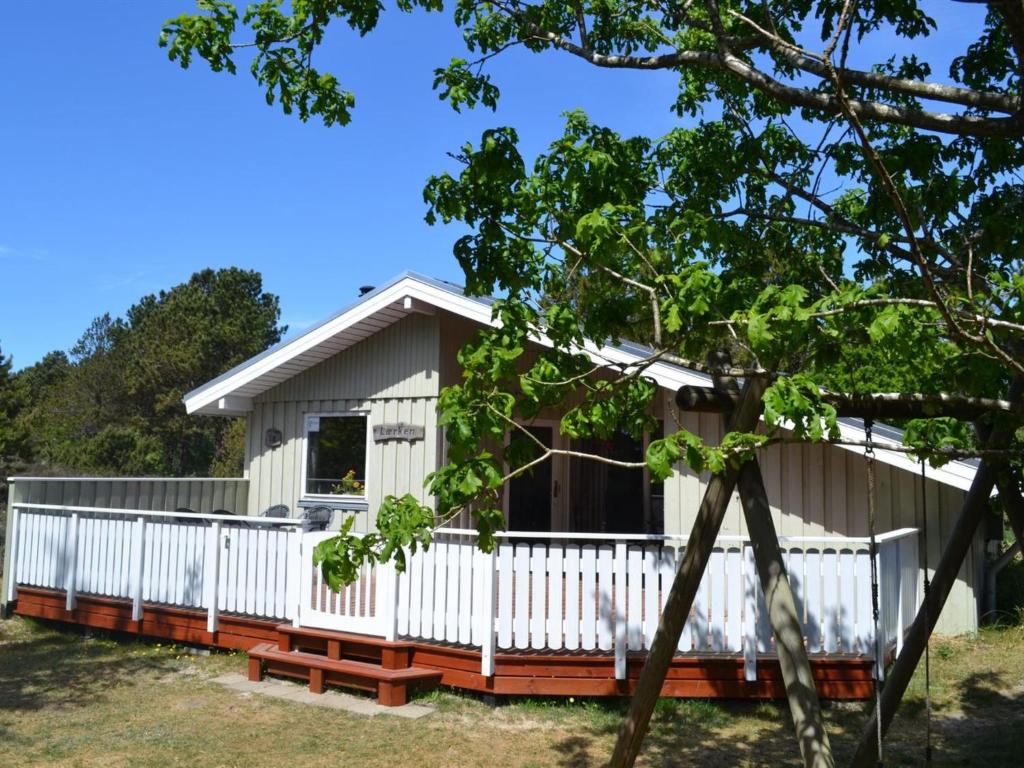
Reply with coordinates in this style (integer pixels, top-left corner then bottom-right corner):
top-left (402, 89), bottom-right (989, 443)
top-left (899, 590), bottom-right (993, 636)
top-left (983, 540), bottom-right (1022, 621)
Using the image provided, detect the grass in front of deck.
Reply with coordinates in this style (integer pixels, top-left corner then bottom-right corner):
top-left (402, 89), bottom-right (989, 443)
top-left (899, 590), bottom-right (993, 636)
top-left (1, 616), bottom-right (1023, 767)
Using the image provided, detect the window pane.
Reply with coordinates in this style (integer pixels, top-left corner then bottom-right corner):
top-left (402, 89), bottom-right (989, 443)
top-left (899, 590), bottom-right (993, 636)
top-left (570, 431), bottom-right (645, 534)
top-left (306, 415), bottom-right (367, 495)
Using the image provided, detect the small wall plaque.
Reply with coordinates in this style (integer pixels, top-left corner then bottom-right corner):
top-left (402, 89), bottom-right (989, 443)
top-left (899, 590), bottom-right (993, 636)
top-left (264, 428), bottom-right (283, 449)
top-left (372, 423), bottom-right (425, 443)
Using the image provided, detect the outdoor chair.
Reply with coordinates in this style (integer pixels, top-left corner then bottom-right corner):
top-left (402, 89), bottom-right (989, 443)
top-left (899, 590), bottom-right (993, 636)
top-left (299, 505), bottom-right (333, 531)
top-left (262, 504), bottom-right (290, 518)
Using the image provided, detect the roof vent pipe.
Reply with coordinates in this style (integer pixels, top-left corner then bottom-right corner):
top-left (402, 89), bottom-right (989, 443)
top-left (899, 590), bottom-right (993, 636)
top-left (358, 285), bottom-right (375, 296)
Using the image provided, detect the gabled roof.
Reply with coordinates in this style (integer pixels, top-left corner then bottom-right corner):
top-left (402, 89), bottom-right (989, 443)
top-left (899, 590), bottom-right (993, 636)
top-left (184, 272), bottom-right (979, 491)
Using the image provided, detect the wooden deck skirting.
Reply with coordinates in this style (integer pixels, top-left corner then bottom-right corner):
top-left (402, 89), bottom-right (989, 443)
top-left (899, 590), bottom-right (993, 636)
top-left (12, 587), bottom-right (874, 699)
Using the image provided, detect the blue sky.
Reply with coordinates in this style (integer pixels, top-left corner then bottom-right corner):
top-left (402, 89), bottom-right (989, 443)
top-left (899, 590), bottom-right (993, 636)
top-left (0, 2), bottom-right (987, 370)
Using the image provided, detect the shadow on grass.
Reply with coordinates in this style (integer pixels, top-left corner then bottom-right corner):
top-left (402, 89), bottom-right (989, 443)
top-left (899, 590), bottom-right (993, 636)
top-left (548, 698), bottom-right (813, 768)
top-left (932, 669), bottom-right (1024, 765)
top-left (0, 619), bottom-right (175, 716)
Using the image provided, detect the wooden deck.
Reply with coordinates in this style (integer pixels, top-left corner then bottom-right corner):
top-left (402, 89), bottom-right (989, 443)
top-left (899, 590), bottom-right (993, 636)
top-left (12, 586), bottom-right (875, 701)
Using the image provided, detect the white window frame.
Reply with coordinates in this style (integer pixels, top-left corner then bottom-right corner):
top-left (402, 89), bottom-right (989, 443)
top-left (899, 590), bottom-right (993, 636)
top-left (300, 410), bottom-right (371, 503)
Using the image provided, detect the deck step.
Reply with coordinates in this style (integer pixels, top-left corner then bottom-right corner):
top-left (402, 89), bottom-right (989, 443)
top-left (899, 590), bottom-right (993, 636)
top-left (247, 642), bottom-right (442, 706)
top-left (275, 625), bottom-right (415, 668)
top-left (276, 625), bottom-right (417, 648)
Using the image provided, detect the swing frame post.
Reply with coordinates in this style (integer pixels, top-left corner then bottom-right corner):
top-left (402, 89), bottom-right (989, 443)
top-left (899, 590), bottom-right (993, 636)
top-left (849, 398), bottom-right (1021, 768)
top-left (863, 419), bottom-right (884, 766)
top-left (717, 351), bottom-right (835, 768)
top-left (919, 461), bottom-right (933, 767)
top-left (609, 364), bottom-right (769, 768)
top-left (738, 458), bottom-right (836, 768)
top-left (996, 471), bottom-right (1024, 552)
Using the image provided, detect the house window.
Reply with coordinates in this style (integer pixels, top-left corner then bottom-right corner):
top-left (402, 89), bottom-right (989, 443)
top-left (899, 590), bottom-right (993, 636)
top-left (569, 422), bottom-right (665, 534)
top-left (303, 413), bottom-right (368, 497)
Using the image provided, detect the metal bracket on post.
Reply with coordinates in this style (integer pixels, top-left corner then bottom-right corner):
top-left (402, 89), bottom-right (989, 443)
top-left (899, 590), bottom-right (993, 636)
top-left (65, 512), bottom-right (79, 612)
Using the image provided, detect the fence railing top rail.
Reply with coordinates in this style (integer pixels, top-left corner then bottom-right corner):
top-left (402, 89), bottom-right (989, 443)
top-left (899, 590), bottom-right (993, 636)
top-left (7, 476), bottom-right (247, 483)
top-left (432, 527), bottom-right (918, 546)
top-left (873, 527), bottom-right (919, 544)
top-left (11, 502), bottom-right (299, 527)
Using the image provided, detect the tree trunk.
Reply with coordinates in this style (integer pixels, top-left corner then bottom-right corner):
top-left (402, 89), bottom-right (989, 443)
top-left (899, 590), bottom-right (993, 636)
top-left (738, 460), bottom-right (835, 768)
top-left (609, 375), bottom-right (769, 768)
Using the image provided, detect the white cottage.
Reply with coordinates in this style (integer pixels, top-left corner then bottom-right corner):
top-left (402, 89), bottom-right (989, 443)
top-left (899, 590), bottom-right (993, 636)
top-left (183, 272), bottom-right (983, 635)
top-left (3, 272), bottom-right (987, 705)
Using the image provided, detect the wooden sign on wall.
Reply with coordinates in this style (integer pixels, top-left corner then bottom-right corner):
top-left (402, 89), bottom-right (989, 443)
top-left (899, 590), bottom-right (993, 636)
top-left (372, 423), bottom-right (425, 443)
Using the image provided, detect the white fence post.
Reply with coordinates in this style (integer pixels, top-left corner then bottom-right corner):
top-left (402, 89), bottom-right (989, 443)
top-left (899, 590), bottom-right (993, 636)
top-left (873, 546), bottom-right (885, 682)
top-left (288, 527), bottom-right (303, 627)
top-left (206, 521), bottom-right (222, 634)
top-left (614, 541), bottom-right (627, 681)
top-left (480, 548), bottom-right (497, 677)
top-left (893, 539), bottom-right (904, 658)
top-left (130, 516), bottom-right (146, 622)
top-left (743, 544), bottom-right (758, 682)
top-left (4, 507), bottom-right (19, 604)
top-left (64, 513), bottom-right (79, 612)
top-left (383, 560), bottom-right (399, 642)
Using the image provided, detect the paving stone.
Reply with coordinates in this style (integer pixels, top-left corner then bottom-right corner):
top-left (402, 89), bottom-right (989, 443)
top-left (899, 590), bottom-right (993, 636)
top-left (210, 672), bottom-right (434, 719)
top-left (383, 702), bottom-right (434, 720)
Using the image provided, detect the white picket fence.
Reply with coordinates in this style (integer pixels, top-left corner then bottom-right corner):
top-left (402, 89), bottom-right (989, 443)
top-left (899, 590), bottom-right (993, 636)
top-left (6, 504), bottom-right (303, 632)
top-left (5, 503), bottom-right (919, 682)
top-left (297, 527), bottom-right (920, 681)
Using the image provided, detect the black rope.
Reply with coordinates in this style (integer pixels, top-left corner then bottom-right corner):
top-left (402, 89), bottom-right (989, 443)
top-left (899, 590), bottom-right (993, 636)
top-left (921, 459), bottom-right (933, 765)
top-left (865, 418), bottom-right (884, 767)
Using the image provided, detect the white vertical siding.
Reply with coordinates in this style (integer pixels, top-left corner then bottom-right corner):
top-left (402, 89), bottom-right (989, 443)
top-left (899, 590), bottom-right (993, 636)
top-left (244, 310), bottom-right (980, 635)
top-left (245, 314), bottom-right (441, 528)
top-left (661, 391), bottom-right (978, 635)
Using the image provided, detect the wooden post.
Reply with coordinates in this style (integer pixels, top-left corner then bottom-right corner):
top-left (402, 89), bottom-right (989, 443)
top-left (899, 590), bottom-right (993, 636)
top-left (64, 513), bottom-right (79, 612)
top-left (738, 460), bottom-right (834, 768)
top-left (849, 445), bottom-right (1011, 766)
top-left (130, 516), bottom-right (146, 622)
top-left (675, 385), bottom-right (1023, 421)
top-left (997, 471), bottom-right (1024, 550)
top-left (850, 377), bottom-right (1022, 768)
top-left (206, 521), bottom-right (222, 634)
top-left (609, 375), bottom-right (768, 768)
top-left (480, 547), bottom-right (497, 677)
top-left (614, 540), bottom-right (628, 680)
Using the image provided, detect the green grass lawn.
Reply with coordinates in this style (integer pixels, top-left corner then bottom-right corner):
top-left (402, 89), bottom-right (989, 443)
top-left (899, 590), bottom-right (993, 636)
top-left (1, 615), bottom-right (1022, 767)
